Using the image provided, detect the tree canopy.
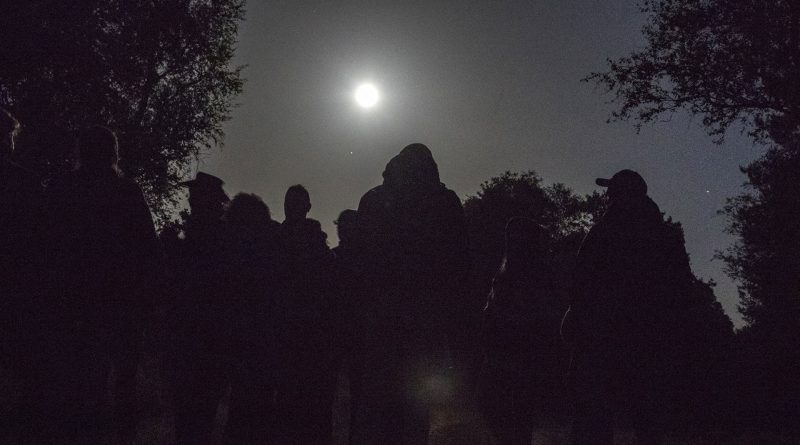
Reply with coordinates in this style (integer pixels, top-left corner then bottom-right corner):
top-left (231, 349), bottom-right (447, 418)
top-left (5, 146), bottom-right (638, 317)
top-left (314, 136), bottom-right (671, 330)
top-left (0, 0), bottom-right (245, 219)
top-left (586, 0), bottom-right (800, 144)
top-left (463, 171), bottom-right (605, 291)
top-left (719, 147), bottom-right (800, 330)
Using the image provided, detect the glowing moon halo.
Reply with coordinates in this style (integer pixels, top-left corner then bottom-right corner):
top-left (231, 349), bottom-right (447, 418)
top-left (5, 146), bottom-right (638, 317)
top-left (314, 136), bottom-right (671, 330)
top-left (354, 83), bottom-right (379, 108)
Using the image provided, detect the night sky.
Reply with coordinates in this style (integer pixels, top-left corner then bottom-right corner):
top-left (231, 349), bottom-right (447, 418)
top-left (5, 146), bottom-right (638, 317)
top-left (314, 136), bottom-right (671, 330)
top-left (204, 0), bottom-right (762, 326)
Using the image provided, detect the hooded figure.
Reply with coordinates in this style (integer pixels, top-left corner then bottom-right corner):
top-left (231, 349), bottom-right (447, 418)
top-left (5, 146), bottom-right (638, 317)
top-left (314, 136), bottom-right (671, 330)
top-left (352, 143), bottom-right (469, 445)
top-left (565, 169), bottom-right (690, 445)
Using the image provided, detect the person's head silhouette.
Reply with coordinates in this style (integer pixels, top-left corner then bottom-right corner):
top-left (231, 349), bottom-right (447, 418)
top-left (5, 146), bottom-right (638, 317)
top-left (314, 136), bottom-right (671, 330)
top-left (224, 193), bottom-right (273, 230)
top-left (596, 169), bottom-right (648, 202)
top-left (382, 143), bottom-right (440, 188)
top-left (284, 184), bottom-right (311, 222)
top-left (77, 125), bottom-right (120, 172)
top-left (335, 209), bottom-right (358, 247)
top-left (180, 172), bottom-right (229, 220)
top-left (1, 108), bottom-right (21, 160)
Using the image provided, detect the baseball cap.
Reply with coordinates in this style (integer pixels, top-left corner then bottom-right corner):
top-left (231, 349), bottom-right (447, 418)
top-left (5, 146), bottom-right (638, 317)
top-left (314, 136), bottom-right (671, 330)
top-left (596, 169), bottom-right (647, 196)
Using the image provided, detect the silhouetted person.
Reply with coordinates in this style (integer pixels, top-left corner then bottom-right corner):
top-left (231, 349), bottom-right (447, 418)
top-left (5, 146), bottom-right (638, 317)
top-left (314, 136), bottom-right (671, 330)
top-left (332, 209), bottom-right (365, 440)
top-left (221, 193), bottom-right (285, 444)
top-left (161, 172), bottom-right (231, 445)
top-left (45, 126), bottom-right (160, 440)
top-left (0, 109), bottom-right (44, 437)
top-left (0, 108), bottom-right (40, 326)
top-left (478, 217), bottom-right (559, 445)
top-left (0, 109), bottom-right (39, 302)
top-left (352, 143), bottom-right (469, 445)
top-left (274, 184), bottom-right (337, 445)
top-left (564, 169), bottom-right (679, 445)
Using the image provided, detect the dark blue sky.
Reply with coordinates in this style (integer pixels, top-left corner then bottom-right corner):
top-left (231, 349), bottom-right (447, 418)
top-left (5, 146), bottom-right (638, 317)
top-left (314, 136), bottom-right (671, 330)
top-left (206, 0), bottom-right (764, 326)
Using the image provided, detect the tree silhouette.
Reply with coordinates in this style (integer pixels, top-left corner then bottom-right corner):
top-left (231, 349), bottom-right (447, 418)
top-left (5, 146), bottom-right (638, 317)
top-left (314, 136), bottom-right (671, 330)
top-left (718, 146), bottom-right (800, 431)
top-left (0, 0), bottom-right (244, 219)
top-left (720, 148), bottom-right (800, 329)
top-left (586, 0), bottom-right (800, 144)
top-left (659, 220), bottom-right (735, 436)
top-left (464, 171), bottom-right (605, 294)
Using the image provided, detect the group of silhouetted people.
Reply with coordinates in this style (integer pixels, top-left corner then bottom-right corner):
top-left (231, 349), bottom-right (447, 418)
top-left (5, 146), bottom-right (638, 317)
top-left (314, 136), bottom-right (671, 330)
top-left (2, 106), bottom-right (696, 445)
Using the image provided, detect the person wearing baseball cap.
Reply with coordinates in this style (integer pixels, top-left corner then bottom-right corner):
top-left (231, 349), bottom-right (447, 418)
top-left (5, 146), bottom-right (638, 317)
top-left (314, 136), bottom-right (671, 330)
top-left (595, 169), bottom-right (648, 199)
top-left (565, 169), bottom-right (684, 445)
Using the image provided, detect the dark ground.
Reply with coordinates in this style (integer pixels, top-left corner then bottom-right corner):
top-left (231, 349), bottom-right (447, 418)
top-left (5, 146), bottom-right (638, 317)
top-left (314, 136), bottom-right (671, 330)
top-left (3, 359), bottom-right (797, 445)
top-left (1, 321), bottom-right (797, 445)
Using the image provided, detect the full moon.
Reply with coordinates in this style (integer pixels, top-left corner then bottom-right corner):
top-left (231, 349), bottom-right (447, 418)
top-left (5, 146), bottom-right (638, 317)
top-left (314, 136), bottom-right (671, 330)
top-left (355, 83), bottom-right (379, 108)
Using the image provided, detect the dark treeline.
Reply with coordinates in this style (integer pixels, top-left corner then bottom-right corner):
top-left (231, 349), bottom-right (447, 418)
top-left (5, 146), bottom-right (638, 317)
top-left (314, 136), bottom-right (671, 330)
top-left (2, 106), bottom-right (796, 445)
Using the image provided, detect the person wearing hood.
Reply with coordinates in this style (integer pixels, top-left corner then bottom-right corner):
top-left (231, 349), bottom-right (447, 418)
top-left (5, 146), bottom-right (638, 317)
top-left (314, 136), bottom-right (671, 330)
top-left (564, 169), bottom-right (683, 445)
top-left (352, 143), bottom-right (469, 445)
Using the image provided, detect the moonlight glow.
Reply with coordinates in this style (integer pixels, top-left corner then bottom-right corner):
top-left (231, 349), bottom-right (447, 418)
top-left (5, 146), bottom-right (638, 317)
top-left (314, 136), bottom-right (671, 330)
top-left (355, 83), bottom-right (380, 108)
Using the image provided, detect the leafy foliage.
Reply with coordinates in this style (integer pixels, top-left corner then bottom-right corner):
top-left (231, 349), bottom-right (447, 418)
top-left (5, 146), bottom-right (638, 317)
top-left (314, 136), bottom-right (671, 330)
top-left (463, 171), bottom-right (605, 293)
top-left (586, 0), bottom-right (800, 144)
top-left (0, 0), bottom-right (245, 221)
top-left (719, 145), bottom-right (800, 427)
top-left (719, 146), bottom-right (800, 329)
